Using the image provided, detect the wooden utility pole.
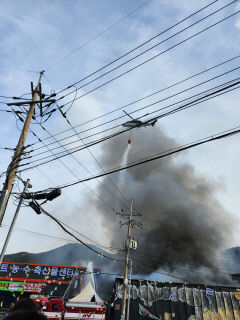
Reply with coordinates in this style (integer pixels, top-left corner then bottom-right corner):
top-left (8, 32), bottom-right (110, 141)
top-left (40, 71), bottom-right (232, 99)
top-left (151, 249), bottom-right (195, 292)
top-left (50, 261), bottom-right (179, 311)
top-left (0, 72), bottom-right (44, 225)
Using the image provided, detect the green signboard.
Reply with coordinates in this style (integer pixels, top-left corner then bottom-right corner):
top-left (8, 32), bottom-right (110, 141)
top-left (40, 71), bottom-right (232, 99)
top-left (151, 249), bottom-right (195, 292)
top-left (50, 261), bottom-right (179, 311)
top-left (0, 281), bottom-right (24, 292)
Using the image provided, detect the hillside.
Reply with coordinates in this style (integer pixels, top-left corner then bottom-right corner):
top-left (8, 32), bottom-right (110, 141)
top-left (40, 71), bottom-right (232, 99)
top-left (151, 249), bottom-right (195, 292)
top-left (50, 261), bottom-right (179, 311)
top-left (4, 243), bottom-right (122, 272)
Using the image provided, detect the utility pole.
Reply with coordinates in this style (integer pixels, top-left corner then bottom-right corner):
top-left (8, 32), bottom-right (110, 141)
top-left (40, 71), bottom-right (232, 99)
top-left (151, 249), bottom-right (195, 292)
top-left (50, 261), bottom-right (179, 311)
top-left (126, 259), bottom-right (132, 320)
top-left (0, 72), bottom-right (44, 226)
top-left (0, 179), bottom-right (30, 266)
top-left (121, 200), bottom-right (133, 320)
top-left (116, 200), bottom-right (141, 320)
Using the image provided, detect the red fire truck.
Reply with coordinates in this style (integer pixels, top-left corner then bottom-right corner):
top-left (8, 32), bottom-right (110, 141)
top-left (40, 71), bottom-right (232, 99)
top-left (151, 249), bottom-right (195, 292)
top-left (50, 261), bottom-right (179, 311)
top-left (34, 297), bottom-right (106, 320)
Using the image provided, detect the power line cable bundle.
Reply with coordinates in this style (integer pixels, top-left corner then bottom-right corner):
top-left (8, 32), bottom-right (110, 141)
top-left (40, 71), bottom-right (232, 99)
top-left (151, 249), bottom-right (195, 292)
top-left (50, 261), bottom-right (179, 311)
top-left (29, 65), bottom-right (240, 157)
top-left (27, 200), bottom-right (124, 262)
top-left (34, 124), bottom-right (128, 210)
top-left (45, 0), bottom-right (154, 71)
top-left (54, 0), bottom-right (239, 111)
top-left (53, 0), bottom-right (229, 97)
top-left (19, 78), bottom-right (240, 171)
top-left (29, 54), bottom-right (240, 148)
top-left (23, 122), bottom-right (240, 194)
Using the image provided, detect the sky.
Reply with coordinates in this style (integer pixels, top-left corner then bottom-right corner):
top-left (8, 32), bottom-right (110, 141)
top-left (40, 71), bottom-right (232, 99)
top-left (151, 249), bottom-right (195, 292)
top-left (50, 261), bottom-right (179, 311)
top-left (1, 0), bottom-right (240, 259)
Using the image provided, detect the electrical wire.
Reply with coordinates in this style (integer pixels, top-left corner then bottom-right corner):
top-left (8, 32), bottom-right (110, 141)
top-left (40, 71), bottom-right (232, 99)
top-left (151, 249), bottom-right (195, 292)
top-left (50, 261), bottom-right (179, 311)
top-left (32, 125), bottom-right (120, 210)
top-left (4, 222), bottom-right (230, 280)
top-left (31, 96), bottom-right (136, 234)
top-left (132, 258), bottom-right (234, 282)
top-left (30, 54), bottom-right (240, 146)
top-left (24, 123), bottom-right (240, 192)
top-left (3, 214), bottom-right (236, 275)
top-left (0, 109), bottom-right (24, 113)
top-left (0, 65), bottom-right (39, 73)
top-left (34, 123), bottom-right (131, 210)
top-left (133, 261), bottom-right (231, 285)
top-left (57, 108), bottom-right (133, 207)
top-left (22, 78), bottom-right (240, 165)
top-left (56, 220), bottom-right (122, 252)
top-left (63, 86), bottom-right (77, 114)
top-left (45, 0), bottom-right (153, 71)
top-left (54, 0), bottom-right (223, 96)
top-left (132, 260), bottom-right (190, 282)
top-left (31, 67), bottom-right (240, 154)
top-left (0, 223), bottom-right (74, 243)
top-left (33, 203), bottom-right (124, 262)
top-left (0, 93), bottom-right (32, 100)
top-left (56, 3), bottom-right (239, 106)
top-left (32, 164), bottom-right (121, 245)
top-left (134, 251), bottom-right (240, 273)
top-left (32, 72), bottom-right (136, 209)
top-left (9, 197), bottom-right (121, 252)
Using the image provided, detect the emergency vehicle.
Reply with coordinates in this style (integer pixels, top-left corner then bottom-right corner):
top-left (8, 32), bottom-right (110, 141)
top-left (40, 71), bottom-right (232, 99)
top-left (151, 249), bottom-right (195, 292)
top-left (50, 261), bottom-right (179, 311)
top-left (41, 297), bottom-right (105, 320)
top-left (33, 279), bottom-right (106, 320)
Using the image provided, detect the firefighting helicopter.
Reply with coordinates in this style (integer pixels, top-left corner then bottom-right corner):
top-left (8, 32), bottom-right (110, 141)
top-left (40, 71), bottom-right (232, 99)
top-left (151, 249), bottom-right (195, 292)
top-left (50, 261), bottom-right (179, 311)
top-left (122, 110), bottom-right (157, 128)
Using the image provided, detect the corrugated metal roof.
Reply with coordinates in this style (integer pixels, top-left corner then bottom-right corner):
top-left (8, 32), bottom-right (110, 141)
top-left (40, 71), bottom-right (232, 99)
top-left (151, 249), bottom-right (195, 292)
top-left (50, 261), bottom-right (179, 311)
top-left (113, 278), bottom-right (240, 320)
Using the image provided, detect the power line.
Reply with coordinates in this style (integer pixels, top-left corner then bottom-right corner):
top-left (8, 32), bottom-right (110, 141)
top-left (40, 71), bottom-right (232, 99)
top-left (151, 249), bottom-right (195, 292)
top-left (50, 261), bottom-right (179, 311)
top-left (24, 78), bottom-right (240, 165)
top-left (56, 2), bottom-right (239, 106)
top-left (32, 165), bottom-right (121, 247)
top-left (132, 260), bottom-right (190, 282)
top-left (0, 93), bottom-right (32, 100)
top-left (32, 203), bottom-right (124, 262)
top-left (45, 0), bottom-right (153, 70)
top-left (31, 67), bottom-right (240, 154)
top-left (56, 219), bottom-right (122, 252)
top-left (54, 0), bottom-right (222, 96)
top-left (0, 65), bottom-right (39, 73)
top-left (30, 54), bottom-right (240, 146)
top-left (37, 119), bottom-right (131, 208)
top-left (36, 77), bottom-right (131, 208)
top-left (0, 109), bottom-right (24, 113)
top-left (30, 127), bottom-right (126, 213)
top-left (1, 223), bottom-right (75, 243)
top-left (20, 83), bottom-right (239, 172)
top-left (26, 123), bottom-right (240, 192)
top-left (30, 129), bottom-right (135, 244)
top-left (2, 215), bottom-right (121, 254)
top-left (57, 108), bottom-right (133, 207)
top-left (132, 260), bottom-right (232, 283)
top-left (133, 258), bottom-right (237, 282)
top-left (134, 251), bottom-right (240, 274)
top-left (2, 222), bottom-right (237, 273)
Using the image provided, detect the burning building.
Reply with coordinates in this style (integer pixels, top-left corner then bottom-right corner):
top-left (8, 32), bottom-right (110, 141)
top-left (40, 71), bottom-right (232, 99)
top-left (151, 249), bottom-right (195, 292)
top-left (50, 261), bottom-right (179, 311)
top-left (94, 127), bottom-right (235, 283)
top-left (112, 278), bottom-right (240, 320)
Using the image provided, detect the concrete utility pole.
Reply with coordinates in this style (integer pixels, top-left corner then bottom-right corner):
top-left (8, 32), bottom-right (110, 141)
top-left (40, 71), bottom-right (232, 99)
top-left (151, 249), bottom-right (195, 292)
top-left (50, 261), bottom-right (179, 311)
top-left (126, 259), bottom-right (132, 320)
top-left (0, 72), bottom-right (44, 226)
top-left (0, 179), bottom-right (30, 266)
top-left (121, 200), bottom-right (133, 320)
top-left (119, 200), bottom-right (140, 320)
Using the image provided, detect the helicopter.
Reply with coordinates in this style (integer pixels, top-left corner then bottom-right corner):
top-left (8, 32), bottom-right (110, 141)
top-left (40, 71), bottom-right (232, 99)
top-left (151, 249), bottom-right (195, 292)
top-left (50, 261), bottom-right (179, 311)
top-left (122, 110), bottom-right (157, 128)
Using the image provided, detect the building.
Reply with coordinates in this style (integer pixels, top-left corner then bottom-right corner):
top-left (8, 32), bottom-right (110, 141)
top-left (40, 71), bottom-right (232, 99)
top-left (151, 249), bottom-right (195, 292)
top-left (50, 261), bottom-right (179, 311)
top-left (112, 278), bottom-right (240, 320)
top-left (0, 261), bottom-right (90, 309)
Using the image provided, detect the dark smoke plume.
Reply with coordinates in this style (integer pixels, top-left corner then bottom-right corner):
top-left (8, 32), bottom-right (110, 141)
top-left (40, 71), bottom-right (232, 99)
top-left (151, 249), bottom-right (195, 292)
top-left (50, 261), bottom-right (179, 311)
top-left (94, 126), bottom-right (233, 283)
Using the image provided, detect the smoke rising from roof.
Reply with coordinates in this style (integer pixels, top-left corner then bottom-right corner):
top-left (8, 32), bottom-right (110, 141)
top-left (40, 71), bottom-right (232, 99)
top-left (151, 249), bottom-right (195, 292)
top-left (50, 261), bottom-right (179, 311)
top-left (95, 126), bottom-right (233, 283)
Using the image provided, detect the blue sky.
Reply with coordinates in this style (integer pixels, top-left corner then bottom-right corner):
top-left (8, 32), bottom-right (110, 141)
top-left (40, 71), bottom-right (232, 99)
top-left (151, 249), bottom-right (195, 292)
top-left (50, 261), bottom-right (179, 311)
top-left (1, 0), bottom-right (240, 260)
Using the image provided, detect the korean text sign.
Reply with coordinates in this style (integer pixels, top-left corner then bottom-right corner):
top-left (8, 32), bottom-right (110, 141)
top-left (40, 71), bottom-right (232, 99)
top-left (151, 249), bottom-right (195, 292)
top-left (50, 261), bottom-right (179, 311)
top-left (0, 263), bottom-right (77, 281)
top-left (0, 281), bottom-right (23, 292)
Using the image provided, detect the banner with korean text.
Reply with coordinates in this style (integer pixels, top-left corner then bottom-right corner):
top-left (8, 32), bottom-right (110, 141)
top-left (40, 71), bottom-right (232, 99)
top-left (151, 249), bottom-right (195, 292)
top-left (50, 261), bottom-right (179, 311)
top-left (0, 262), bottom-right (81, 282)
top-left (0, 281), bottom-right (23, 292)
top-left (23, 282), bottom-right (43, 293)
